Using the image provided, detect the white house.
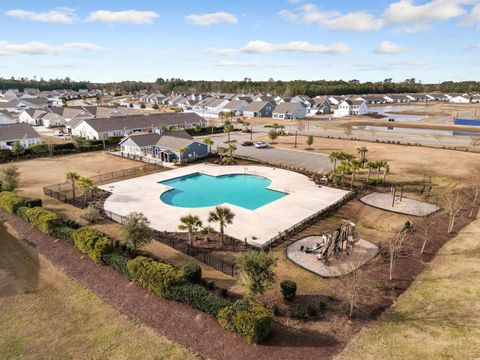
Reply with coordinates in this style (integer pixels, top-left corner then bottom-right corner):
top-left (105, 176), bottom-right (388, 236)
top-left (0, 110), bottom-right (16, 124)
top-left (272, 102), bottom-right (306, 120)
top-left (333, 100), bottom-right (369, 117)
top-left (18, 109), bottom-right (47, 126)
top-left (0, 123), bottom-right (42, 149)
top-left (71, 113), bottom-right (207, 140)
top-left (450, 95), bottom-right (471, 103)
top-left (221, 100), bottom-right (250, 116)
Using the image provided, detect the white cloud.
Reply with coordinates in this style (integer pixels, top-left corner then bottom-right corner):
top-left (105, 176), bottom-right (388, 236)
top-left (278, 3), bottom-right (383, 31)
top-left (186, 12), bottom-right (238, 26)
top-left (374, 40), bottom-right (409, 54)
top-left (214, 61), bottom-right (257, 67)
top-left (0, 41), bottom-right (100, 56)
top-left (6, 8), bottom-right (76, 24)
top-left (241, 40), bottom-right (351, 54)
top-left (468, 42), bottom-right (480, 48)
top-left (87, 10), bottom-right (159, 24)
top-left (394, 23), bottom-right (432, 33)
top-left (383, 0), bottom-right (473, 24)
top-left (460, 3), bottom-right (480, 26)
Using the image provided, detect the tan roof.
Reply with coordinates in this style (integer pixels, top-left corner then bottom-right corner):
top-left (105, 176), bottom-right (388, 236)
top-left (0, 123), bottom-right (41, 141)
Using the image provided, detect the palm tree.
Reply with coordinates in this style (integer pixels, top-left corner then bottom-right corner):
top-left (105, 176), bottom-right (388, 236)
top-left (200, 226), bottom-right (215, 242)
top-left (376, 161), bottom-right (385, 179)
top-left (350, 159), bottom-right (361, 188)
top-left (329, 151), bottom-right (340, 171)
top-left (357, 146), bottom-right (368, 167)
top-left (66, 171), bottom-right (80, 200)
top-left (224, 121), bottom-right (234, 143)
top-left (178, 214), bottom-right (203, 245)
top-left (78, 176), bottom-right (94, 203)
top-left (208, 206), bottom-right (235, 245)
top-left (366, 161), bottom-right (377, 182)
top-left (203, 137), bottom-right (214, 154)
top-left (217, 146), bottom-right (227, 161)
top-left (227, 143), bottom-right (236, 157)
top-left (382, 162), bottom-right (390, 183)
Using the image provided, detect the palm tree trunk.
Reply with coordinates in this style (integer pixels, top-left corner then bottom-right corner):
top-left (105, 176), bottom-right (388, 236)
top-left (389, 253), bottom-right (394, 280)
top-left (367, 169), bottom-right (371, 182)
top-left (220, 225), bottom-right (224, 245)
top-left (71, 181), bottom-right (76, 200)
top-left (350, 172), bottom-right (355, 188)
top-left (189, 230), bottom-right (193, 245)
top-left (383, 170), bottom-right (388, 183)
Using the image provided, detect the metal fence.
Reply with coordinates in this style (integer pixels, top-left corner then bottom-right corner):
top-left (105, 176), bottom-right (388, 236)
top-left (43, 164), bottom-right (161, 194)
top-left (103, 209), bottom-right (237, 277)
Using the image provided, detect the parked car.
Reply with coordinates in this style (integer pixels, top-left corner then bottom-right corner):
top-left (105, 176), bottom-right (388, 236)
top-left (54, 130), bottom-right (65, 136)
top-left (241, 141), bottom-right (254, 146)
top-left (255, 141), bottom-right (268, 149)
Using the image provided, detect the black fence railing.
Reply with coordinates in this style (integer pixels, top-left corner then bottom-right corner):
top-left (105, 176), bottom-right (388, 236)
top-left (103, 209), bottom-right (237, 277)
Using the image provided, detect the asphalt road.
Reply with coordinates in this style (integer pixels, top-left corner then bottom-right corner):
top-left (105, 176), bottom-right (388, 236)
top-left (196, 131), bottom-right (333, 173)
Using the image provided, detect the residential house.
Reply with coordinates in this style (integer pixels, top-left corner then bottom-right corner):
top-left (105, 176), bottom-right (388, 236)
top-left (0, 110), bottom-right (16, 125)
top-left (333, 100), bottom-right (369, 117)
top-left (243, 101), bottom-right (275, 118)
top-left (221, 100), bottom-right (250, 116)
top-left (272, 102), bottom-right (306, 120)
top-left (0, 123), bottom-right (42, 149)
top-left (450, 95), bottom-right (471, 103)
top-left (71, 112), bottom-right (207, 140)
top-left (203, 98), bottom-right (230, 116)
top-left (18, 109), bottom-right (47, 126)
top-left (308, 96), bottom-right (332, 116)
top-left (119, 130), bottom-right (208, 163)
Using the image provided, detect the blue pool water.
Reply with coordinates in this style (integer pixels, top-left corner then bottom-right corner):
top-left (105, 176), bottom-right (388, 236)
top-left (160, 173), bottom-right (287, 210)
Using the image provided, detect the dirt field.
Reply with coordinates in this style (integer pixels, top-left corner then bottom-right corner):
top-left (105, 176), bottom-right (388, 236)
top-left (0, 223), bottom-right (199, 360)
top-left (261, 135), bottom-right (480, 186)
top-left (335, 214), bottom-right (480, 360)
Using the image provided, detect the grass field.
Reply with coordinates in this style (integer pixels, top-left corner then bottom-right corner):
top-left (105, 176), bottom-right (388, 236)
top-left (0, 223), bottom-right (200, 360)
top-left (335, 215), bottom-right (480, 360)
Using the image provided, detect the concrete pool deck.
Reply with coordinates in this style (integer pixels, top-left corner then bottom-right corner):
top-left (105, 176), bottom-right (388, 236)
top-left (99, 163), bottom-right (350, 247)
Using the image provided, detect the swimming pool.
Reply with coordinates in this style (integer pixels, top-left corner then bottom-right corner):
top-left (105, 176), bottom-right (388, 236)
top-left (159, 172), bottom-right (287, 210)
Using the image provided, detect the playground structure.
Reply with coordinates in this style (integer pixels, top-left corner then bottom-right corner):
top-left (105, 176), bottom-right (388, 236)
top-left (302, 221), bottom-right (361, 266)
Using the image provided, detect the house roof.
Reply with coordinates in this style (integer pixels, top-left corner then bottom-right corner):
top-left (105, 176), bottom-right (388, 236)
top-left (244, 101), bottom-right (274, 112)
top-left (273, 102), bottom-right (305, 114)
top-left (204, 98), bottom-right (228, 108)
top-left (222, 100), bottom-right (247, 110)
top-left (75, 112), bottom-right (206, 133)
top-left (121, 130), bottom-right (195, 150)
top-left (0, 123), bottom-right (41, 141)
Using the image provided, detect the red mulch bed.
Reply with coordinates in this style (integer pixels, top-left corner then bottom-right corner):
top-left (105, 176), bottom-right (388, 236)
top-left (0, 210), bottom-right (345, 360)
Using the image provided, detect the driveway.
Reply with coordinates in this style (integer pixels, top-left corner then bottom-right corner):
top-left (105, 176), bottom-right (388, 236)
top-left (196, 131), bottom-right (332, 173)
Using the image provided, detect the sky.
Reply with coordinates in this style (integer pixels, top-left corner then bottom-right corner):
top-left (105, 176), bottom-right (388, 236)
top-left (0, 0), bottom-right (479, 83)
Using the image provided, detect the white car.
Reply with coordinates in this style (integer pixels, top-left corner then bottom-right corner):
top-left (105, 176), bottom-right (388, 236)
top-left (255, 141), bottom-right (268, 149)
top-left (53, 130), bottom-right (65, 136)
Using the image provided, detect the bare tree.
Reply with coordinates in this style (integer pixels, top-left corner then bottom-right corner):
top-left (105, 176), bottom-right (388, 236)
top-left (296, 119), bottom-right (306, 134)
top-left (334, 259), bottom-right (378, 318)
top-left (440, 186), bottom-right (467, 234)
top-left (470, 136), bottom-right (480, 152)
top-left (417, 216), bottom-right (439, 255)
top-left (384, 232), bottom-right (409, 281)
top-left (467, 167), bottom-right (480, 218)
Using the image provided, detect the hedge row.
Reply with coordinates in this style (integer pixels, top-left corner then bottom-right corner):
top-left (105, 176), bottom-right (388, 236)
top-left (72, 227), bottom-right (113, 265)
top-left (126, 256), bottom-right (185, 298)
top-left (0, 192), bottom-right (24, 213)
top-left (3, 195), bottom-right (273, 344)
top-left (218, 299), bottom-right (273, 344)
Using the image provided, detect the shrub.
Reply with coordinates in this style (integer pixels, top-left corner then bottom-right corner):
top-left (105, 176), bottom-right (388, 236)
top-left (182, 262), bottom-right (202, 284)
top-left (318, 300), bottom-right (327, 314)
top-left (15, 206), bottom-right (30, 221)
top-left (127, 256), bottom-right (185, 298)
top-left (104, 253), bottom-right (131, 278)
top-left (204, 279), bottom-right (215, 290)
top-left (0, 192), bottom-right (24, 213)
top-left (53, 143), bottom-right (76, 151)
top-left (91, 238), bottom-right (114, 265)
top-left (291, 305), bottom-right (308, 319)
top-left (271, 304), bottom-right (279, 316)
top-left (218, 299), bottom-right (273, 344)
top-left (72, 227), bottom-right (112, 263)
top-left (306, 303), bottom-right (318, 317)
top-left (25, 207), bottom-right (61, 234)
top-left (280, 280), bottom-right (297, 302)
top-left (0, 148), bottom-right (12, 160)
top-left (80, 205), bottom-right (102, 224)
top-left (169, 283), bottom-right (230, 317)
top-left (65, 218), bottom-right (81, 229)
top-left (24, 197), bottom-right (43, 208)
top-left (50, 225), bottom-right (75, 244)
top-left (29, 143), bottom-right (49, 154)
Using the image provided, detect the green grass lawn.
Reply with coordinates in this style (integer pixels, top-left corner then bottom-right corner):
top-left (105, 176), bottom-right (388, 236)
top-left (335, 216), bottom-right (480, 360)
top-left (0, 224), bottom-right (201, 360)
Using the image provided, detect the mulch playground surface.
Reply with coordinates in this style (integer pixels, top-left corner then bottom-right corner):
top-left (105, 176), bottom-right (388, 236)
top-left (0, 211), bottom-right (345, 360)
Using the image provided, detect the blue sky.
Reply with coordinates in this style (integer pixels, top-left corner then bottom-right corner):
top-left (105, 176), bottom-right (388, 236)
top-left (0, 0), bottom-right (479, 83)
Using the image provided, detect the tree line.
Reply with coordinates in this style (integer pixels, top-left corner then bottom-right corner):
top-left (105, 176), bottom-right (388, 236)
top-left (1, 76), bottom-right (479, 96)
